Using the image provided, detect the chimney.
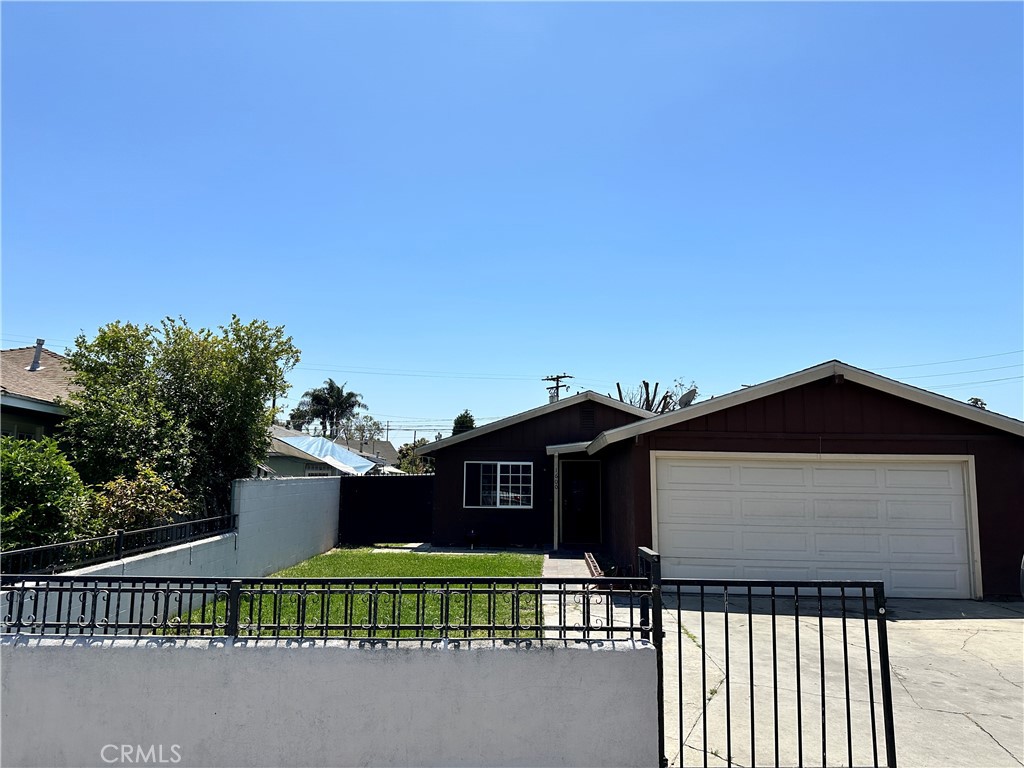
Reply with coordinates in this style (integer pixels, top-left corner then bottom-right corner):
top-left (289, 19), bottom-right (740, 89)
top-left (27, 339), bottom-right (45, 372)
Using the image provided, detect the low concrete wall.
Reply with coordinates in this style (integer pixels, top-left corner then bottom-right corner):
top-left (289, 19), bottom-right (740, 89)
top-left (69, 477), bottom-right (340, 579)
top-left (1, 637), bottom-right (658, 768)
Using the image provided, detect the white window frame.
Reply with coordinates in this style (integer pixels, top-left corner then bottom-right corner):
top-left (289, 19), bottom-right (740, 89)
top-left (463, 461), bottom-right (533, 509)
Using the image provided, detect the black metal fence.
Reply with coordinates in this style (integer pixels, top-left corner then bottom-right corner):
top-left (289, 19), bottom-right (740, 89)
top-left (1, 574), bottom-right (651, 645)
top-left (0, 515), bottom-right (236, 575)
top-left (639, 548), bottom-right (898, 768)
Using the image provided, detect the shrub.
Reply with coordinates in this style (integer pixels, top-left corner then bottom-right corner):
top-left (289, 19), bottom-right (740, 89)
top-left (88, 465), bottom-right (194, 533)
top-left (0, 437), bottom-right (91, 550)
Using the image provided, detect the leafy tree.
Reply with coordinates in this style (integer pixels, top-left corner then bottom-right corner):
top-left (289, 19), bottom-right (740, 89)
top-left (289, 379), bottom-right (365, 440)
top-left (88, 465), bottom-right (193, 532)
top-left (452, 409), bottom-right (476, 436)
top-left (967, 397), bottom-right (987, 410)
top-left (610, 378), bottom-right (698, 414)
top-left (60, 316), bottom-right (300, 517)
top-left (397, 437), bottom-right (431, 474)
top-left (341, 414), bottom-right (384, 444)
top-left (1, 437), bottom-right (91, 550)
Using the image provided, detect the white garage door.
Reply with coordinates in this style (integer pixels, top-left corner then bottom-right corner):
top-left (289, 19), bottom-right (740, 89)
top-left (655, 456), bottom-right (974, 598)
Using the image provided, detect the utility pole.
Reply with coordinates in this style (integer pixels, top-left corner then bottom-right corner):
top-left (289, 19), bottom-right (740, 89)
top-left (542, 373), bottom-right (574, 403)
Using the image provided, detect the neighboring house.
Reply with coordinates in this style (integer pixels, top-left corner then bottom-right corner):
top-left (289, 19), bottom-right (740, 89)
top-left (334, 437), bottom-right (400, 467)
top-left (419, 361), bottom-right (1024, 598)
top-left (0, 340), bottom-right (75, 439)
top-left (266, 425), bottom-right (378, 477)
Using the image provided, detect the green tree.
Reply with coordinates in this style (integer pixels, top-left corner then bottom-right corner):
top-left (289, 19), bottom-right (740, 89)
top-left (60, 316), bottom-right (300, 517)
top-left (452, 409), bottom-right (476, 436)
top-left (289, 379), bottom-right (365, 439)
top-left (341, 414), bottom-right (383, 443)
top-left (1, 437), bottom-right (91, 550)
top-left (397, 437), bottom-right (431, 474)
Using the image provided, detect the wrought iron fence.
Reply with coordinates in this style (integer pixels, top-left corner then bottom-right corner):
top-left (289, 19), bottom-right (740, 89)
top-left (0, 515), bottom-right (236, 575)
top-left (1, 574), bottom-right (652, 645)
top-left (638, 548), bottom-right (898, 768)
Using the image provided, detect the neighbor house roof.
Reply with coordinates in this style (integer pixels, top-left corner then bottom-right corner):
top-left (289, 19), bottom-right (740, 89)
top-left (586, 359), bottom-right (1024, 454)
top-left (416, 391), bottom-right (653, 455)
top-left (270, 431), bottom-right (378, 475)
top-left (335, 437), bottom-right (400, 466)
top-left (0, 344), bottom-right (77, 413)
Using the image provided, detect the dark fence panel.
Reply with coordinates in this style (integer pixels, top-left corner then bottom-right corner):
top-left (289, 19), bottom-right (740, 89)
top-left (0, 515), bottom-right (236, 575)
top-left (1, 574), bottom-right (650, 645)
top-left (338, 475), bottom-right (433, 545)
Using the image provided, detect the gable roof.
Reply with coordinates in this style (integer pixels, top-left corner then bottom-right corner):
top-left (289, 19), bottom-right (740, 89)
top-left (0, 345), bottom-right (76, 408)
top-left (416, 391), bottom-right (653, 455)
top-left (587, 359), bottom-right (1024, 454)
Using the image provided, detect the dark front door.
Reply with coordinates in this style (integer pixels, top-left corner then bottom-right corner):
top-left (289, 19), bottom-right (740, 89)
top-left (561, 460), bottom-right (601, 546)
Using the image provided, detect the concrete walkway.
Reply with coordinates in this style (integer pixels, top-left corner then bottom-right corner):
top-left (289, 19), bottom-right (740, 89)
top-left (542, 551), bottom-right (592, 579)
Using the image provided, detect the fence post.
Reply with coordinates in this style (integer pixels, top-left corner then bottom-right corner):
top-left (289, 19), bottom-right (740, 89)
top-left (874, 585), bottom-right (899, 767)
top-left (638, 548), bottom-right (668, 768)
top-left (114, 530), bottom-right (125, 560)
top-left (226, 580), bottom-right (242, 638)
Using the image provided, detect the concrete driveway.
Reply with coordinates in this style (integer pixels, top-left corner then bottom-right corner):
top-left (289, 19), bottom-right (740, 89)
top-left (883, 599), bottom-right (1023, 768)
top-left (659, 597), bottom-right (1023, 768)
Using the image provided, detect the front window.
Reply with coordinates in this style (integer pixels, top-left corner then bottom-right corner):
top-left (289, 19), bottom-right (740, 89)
top-left (464, 462), bottom-right (533, 508)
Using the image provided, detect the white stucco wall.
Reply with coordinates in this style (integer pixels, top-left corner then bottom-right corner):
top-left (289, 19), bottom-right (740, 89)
top-left (1, 637), bottom-right (658, 768)
top-left (68, 477), bottom-right (340, 579)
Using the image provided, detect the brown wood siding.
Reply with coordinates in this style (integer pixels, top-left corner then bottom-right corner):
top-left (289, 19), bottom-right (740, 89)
top-left (602, 377), bottom-right (1023, 596)
top-left (430, 401), bottom-right (645, 549)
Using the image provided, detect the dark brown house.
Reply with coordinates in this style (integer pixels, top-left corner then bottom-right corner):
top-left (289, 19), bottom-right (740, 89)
top-left (420, 361), bottom-right (1024, 598)
top-left (418, 392), bottom-right (651, 550)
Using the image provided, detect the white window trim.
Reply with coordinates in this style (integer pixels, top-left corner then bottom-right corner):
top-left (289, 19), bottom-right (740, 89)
top-left (463, 461), bottom-right (534, 509)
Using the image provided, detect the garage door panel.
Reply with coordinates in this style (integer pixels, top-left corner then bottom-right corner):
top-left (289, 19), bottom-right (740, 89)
top-left (890, 567), bottom-right (965, 595)
top-left (661, 463), bottom-right (734, 487)
top-left (739, 465), bottom-right (806, 487)
top-left (812, 467), bottom-right (881, 488)
top-left (662, 560), bottom-right (739, 579)
top-left (889, 533), bottom-right (966, 558)
top-left (740, 498), bottom-right (809, 520)
top-left (658, 492), bottom-right (734, 522)
top-left (741, 531), bottom-right (809, 556)
top-left (815, 532), bottom-right (883, 557)
top-left (887, 499), bottom-right (962, 524)
top-left (816, 565), bottom-right (888, 583)
top-left (885, 467), bottom-right (960, 491)
top-left (813, 498), bottom-right (881, 521)
top-left (655, 457), bottom-right (972, 599)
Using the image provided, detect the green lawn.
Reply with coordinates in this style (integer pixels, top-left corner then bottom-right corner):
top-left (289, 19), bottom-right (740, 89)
top-left (275, 547), bottom-right (544, 579)
top-left (174, 547), bottom-right (545, 639)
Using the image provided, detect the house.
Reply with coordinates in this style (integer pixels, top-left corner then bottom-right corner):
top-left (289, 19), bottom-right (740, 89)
top-left (417, 392), bottom-right (652, 550)
top-left (0, 340), bottom-right (75, 439)
top-left (266, 425), bottom-right (378, 477)
top-left (419, 361), bottom-right (1024, 598)
top-left (334, 437), bottom-right (400, 467)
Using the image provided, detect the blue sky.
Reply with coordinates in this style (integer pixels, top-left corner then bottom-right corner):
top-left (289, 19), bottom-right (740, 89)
top-left (3, 2), bottom-right (1022, 442)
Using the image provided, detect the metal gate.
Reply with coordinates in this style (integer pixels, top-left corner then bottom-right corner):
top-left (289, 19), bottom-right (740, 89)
top-left (639, 548), bottom-right (898, 768)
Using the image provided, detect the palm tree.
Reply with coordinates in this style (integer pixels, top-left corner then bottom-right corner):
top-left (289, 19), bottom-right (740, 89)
top-left (289, 379), bottom-right (366, 439)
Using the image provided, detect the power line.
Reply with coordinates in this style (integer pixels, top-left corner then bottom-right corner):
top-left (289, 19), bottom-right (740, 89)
top-left (929, 376), bottom-right (1023, 390)
top-left (875, 350), bottom-right (1023, 371)
top-left (900, 364), bottom-right (1022, 380)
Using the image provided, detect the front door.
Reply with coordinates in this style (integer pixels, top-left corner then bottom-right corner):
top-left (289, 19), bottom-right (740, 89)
top-left (560, 460), bottom-right (601, 546)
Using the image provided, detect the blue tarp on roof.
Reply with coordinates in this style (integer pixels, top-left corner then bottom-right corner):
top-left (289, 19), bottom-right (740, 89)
top-left (278, 435), bottom-right (377, 475)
